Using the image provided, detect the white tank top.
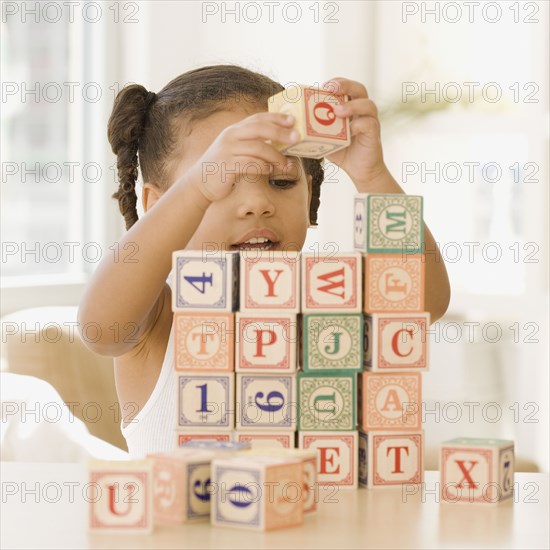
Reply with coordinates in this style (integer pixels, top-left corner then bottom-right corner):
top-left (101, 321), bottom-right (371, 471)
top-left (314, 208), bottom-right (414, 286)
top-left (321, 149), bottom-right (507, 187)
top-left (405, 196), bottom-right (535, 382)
top-left (121, 273), bottom-right (177, 458)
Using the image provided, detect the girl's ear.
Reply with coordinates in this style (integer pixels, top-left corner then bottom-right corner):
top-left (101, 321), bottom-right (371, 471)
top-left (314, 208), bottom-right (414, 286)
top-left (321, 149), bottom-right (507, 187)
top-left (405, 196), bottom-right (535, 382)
top-left (142, 183), bottom-right (163, 212)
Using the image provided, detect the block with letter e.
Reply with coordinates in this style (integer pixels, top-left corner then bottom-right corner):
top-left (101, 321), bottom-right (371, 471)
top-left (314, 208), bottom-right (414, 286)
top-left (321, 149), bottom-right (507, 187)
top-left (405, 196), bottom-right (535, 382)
top-left (239, 250), bottom-right (300, 312)
top-left (174, 312), bottom-right (234, 372)
top-left (364, 313), bottom-right (430, 372)
top-left (298, 430), bottom-right (358, 489)
top-left (440, 438), bottom-right (515, 504)
top-left (236, 313), bottom-right (297, 373)
top-left (363, 254), bottom-right (425, 313)
top-left (88, 459), bottom-right (153, 533)
top-left (172, 250), bottom-right (239, 311)
top-left (353, 193), bottom-right (423, 254)
top-left (302, 252), bottom-right (362, 313)
top-left (297, 372), bottom-right (356, 431)
top-left (268, 83), bottom-right (351, 159)
top-left (358, 372), bottom-right (422, 431)
top-left (358, 429), bottom-right (424, 488)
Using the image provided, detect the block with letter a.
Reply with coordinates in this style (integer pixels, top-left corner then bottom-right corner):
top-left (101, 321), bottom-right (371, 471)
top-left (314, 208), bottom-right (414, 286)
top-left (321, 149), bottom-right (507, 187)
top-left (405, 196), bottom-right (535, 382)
top-left (353, 193), bottom-right (423, 254)
top-left (364, 313), bottom-right (430, 371)
top-left (239, 250), bottom-right (300, 312)
top-left (172, 250), bottom-right (239, 311)
top-left (301, 252), bottom-right (362, 313)
top-left (298, 430), bottom-right (358, 489)
top-left (440, 438), bottom-right (515, 504)
top-left (235, 313), bottom-right (297, 373)
top-left (88, 459), bottom-right (153, 533)
top-left (174, 312), bottom-right (234, 372)
top-left (358, 372), bottom-right (422, 430)
top-left (363, 253), bottom-right (425, 313)
top-left (268, 83), bottom-right (351, 159)
top-left (358, 429), bottom-right (424, 488)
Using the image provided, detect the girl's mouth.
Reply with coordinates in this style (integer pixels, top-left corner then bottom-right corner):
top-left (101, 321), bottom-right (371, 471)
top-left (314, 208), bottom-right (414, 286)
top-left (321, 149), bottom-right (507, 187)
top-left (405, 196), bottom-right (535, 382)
top-left (231, 237), bottom-right (278, 251)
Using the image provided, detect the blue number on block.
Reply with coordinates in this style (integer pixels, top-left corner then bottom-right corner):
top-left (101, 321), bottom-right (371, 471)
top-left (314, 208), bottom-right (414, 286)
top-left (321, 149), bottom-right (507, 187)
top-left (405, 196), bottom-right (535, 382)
top-left (184, 272), bottom-right (213, 294)
top-left (254, 390), bottom-right (285, 413)
top-left (228, 484), bottom-right (254, 508)
top-left (196, 383), bottom-right (213, 413)
top-left (193, 478), bottom-right (211, 502)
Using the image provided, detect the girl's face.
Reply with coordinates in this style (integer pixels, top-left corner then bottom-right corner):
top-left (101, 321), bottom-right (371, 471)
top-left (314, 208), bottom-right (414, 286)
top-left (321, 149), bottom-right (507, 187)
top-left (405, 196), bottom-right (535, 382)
top-left (143, 107), bottom-right (312, 253)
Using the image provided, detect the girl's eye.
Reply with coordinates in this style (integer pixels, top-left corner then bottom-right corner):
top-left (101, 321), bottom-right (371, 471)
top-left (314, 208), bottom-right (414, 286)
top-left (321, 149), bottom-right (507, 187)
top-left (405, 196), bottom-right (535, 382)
top-left (269, 179), bottom-right (297, 189)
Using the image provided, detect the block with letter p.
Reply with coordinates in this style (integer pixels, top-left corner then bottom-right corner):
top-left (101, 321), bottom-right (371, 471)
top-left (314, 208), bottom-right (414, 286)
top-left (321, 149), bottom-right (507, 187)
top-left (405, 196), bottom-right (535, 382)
top-left (440, 438), bottom-right (515, 504)
top-left (364, 313), bottom-right (430, 371)
top-left (302, 252), bottom-right (362, 313)
top-left (172, 250), bottom-right (239, 311)
top-left (354, 193), bottom-right (423, 254)
top-left (240, 250), bottom-right (300, 312)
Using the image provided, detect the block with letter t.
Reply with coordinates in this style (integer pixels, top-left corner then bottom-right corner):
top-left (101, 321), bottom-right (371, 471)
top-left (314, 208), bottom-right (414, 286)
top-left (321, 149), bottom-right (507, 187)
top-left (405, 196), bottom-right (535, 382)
top-left (172, 250), bottom-right (239, 311)
top-left (301, 252), bottom-right (362, 313)
top-left (440, 438), bottom-right (515, 504)
top-left (353, 193), bottom-right (423, 254)
top-left (364, 313), bottom-right (430, 372)
top-left (88, 459), bottom-right (153, 533)
top-left (358, 429), bottom-right (424, 488)
top-left (239, 250), bottom-right (300, 312)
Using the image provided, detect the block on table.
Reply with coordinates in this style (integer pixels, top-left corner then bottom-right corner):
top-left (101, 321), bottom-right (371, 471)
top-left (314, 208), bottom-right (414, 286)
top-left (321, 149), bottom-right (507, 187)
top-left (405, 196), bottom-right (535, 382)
top-left (234, 430), bottom-right (295, 449)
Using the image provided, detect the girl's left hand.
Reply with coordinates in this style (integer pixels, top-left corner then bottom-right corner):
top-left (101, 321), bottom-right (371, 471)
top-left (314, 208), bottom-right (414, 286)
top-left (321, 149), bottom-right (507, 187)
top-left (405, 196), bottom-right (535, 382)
top-left (322, 77), bottom-right (386, 187)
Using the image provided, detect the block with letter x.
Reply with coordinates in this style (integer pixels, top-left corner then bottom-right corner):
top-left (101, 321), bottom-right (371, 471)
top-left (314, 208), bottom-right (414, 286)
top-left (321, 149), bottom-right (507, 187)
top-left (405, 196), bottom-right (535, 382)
top-left (358, 429), bottom-right (424, 488)
top-left (440, 438), bottom-right (514, 504)
top-left (353, 193), bottom-right (423, 254)
top-left (358, 372), bottom-right (422, 431)
top-left (363, 254), bottom-right (425, 313)
top-left (172, 250), bottom-right (239, 311)
top-left (236, 313), bottom-right (297, 373)
top-left (301, 252), bottom-right (362, 313)
top-left (239, 250), bottom-right (300, 312)
top-left (364, 313), bottom-right (430, 372)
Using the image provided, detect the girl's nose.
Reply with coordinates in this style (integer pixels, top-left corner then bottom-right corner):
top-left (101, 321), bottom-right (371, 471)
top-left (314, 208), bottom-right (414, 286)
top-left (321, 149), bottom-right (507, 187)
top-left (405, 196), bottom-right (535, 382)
top-left (234, 181), bottom-right (275, 218)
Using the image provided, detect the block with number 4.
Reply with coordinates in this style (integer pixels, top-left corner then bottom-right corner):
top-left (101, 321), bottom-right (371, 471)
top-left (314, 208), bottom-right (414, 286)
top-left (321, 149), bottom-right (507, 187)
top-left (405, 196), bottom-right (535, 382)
top-left (240, 251), bottom-right (300, 312)
top-left (299, 430), bottom-right (358, 489)
top-left (177, 374), bottom-right (234, 431)
top-left (211, 456), bottom-right (304, 530)
top-left (88, 459), bottom-right (153, 533)
top-left (236, 313), bottom-right (297, 372)
top-left (302, 253), bottom-right (362, 313)
top-left (354, 193), bottom-right (423, 254)
top-left (363, 254), bottom-right (425, 313)
top-left (440, 438), bottom-right (514, 504)
top-left (172, 250), bottom-right (239, 311)
top-left (358, 430), bottom-right (424, 488)
top-left (359, 372), bottom-right (422, 431)
top-left (268, 83), bottom-right (351, 159)
top-left (174, 312), bottom-right (234, 372)
top-left (364, 313), bottom-right (430, 371)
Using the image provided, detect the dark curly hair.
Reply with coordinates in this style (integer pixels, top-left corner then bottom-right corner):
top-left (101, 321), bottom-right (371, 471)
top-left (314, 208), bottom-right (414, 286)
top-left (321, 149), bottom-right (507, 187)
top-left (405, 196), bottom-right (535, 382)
top-left (107, 64), bottom-right (324, 231)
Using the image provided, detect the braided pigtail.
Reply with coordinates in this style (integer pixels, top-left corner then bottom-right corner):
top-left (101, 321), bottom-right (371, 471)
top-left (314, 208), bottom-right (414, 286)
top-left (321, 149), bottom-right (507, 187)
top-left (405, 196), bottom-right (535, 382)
top-left (107, 85), bottom-right (156, 230)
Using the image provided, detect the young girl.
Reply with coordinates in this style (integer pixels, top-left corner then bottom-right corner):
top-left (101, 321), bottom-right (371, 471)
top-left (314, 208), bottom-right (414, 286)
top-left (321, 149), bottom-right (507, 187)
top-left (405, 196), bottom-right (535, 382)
top-left (78, 64), bottom-right (450, 457)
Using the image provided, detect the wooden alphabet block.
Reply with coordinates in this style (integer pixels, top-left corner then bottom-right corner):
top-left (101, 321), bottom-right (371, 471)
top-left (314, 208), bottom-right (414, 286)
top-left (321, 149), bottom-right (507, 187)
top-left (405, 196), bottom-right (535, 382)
top-left (364, 313), bottom-right (430, 372)
top-left (359, 372), bottom-right (422, 431)
top-left (179, 440), bottom-right (251, 452)
top-left (176, 373), bottom-right (234, 430)
top-left (363, 254), bottom-right (425, 313)
top-left (172, 250), bottom-right (239, 311)
top-left (239, 250), bottom-right (300, 312)
top-left (174, 312), bottom-right (234, 372)
top-left (176, 432), bottom-right (232, 447)
top-left (301, 253), bottom-right (362, 313)
top-left (88, 459), bottom-right (153, 533)
top-left (358, 430), bottom-right (424, 488)
top-left (302, 313), bottom-right (363, 372)
top-left (235, 313), bottom-right (297, 373)
top-left (236, 373), bottom-right (296, 430)
top-left (234, 431), bottom-right (295, 449)
top-left (148, 450), bottom-right (215, 523)
top-left (268, 83), bottom-right (351, 159)
top-left (211, 456), bottom-right (304, 530)
top-left (297, 372), bottom-right (356, 431)
top-left (298, 430), bottom-right (358, 489)
top-left (440, 438), bottom-right (515, 504)
top-left (353, 193), bottom-right (423, 254)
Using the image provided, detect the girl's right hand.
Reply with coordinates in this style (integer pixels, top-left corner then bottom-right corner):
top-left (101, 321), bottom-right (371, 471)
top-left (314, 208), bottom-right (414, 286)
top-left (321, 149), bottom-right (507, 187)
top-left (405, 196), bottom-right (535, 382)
top-left (184, 112), bottom-right (300, 203)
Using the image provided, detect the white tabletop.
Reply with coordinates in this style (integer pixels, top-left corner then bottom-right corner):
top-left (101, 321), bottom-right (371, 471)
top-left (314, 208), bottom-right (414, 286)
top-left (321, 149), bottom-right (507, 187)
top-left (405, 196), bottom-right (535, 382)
top-left (0, 462), bottom-right (548, 549)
